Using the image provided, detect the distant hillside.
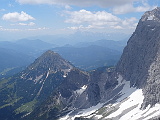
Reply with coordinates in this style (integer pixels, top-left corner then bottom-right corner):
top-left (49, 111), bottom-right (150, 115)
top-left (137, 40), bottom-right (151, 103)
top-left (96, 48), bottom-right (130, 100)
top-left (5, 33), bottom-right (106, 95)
top-left (74, 39), bottom-right (126, 51)
top-left (0, 39), bottom-right (55, 77)
top-left (0, 48), bottom-right (32, 72)
top-left (0, 39), bottom-right (126, 77)
top-left (53, 44), bottom-right (123, 70)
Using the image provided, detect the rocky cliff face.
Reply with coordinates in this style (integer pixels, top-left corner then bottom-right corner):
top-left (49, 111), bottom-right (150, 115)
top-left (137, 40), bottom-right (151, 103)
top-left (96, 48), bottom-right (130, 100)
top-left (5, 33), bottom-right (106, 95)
top-left (117, 7), bottom-right (160, 108)
top-left (116, 7), bottom-right (160, 88)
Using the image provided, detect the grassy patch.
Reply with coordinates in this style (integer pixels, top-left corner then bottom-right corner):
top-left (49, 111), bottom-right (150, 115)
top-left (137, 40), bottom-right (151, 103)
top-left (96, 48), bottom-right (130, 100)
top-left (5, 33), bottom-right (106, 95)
top-left (0, 97), bottom-right (22, 109)
top-left (0, 79), bottom-right (8, 88)
top-left (15, 99), bottom-right (37, 114)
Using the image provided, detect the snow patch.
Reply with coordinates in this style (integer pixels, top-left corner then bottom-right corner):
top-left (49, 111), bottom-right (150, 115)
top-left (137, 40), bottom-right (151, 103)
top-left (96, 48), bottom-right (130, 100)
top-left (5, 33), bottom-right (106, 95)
top-left (34, 75), bottom-right (43, 83)
top-left (74, 85), bottom-right (87, 95)
top-left (114, 74), bottom-right (123, 90)
top-left (37, 70), bottom-right (50, 96)
top-left (62, 68), bottom-right (72, 78)
top-left (60, 103), bottom-right (104, 120)
top-left (114, 74), bottom-right (137, 102)
top-left (106, 89), bottom-right (144, 119)
top-left (151, 28), bottom-right (155, 31)
top-left (147, 15), bottom-right (154, 20)
top-left (94, 115), bottom-right (103, 119)
top-left (105, 89), bottom-right (160, 120)
top-left (28, 77), bottom-right (33, 80)
top-left (63, 75), bottom-right (67, 78)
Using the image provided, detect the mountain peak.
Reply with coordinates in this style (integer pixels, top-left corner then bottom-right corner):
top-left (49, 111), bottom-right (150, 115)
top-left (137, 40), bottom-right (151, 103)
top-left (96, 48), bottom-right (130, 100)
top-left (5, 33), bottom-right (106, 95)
top-left (141, 7), bottom-right (160, 22)
top-left (41, 50), bottom-right (58, 57)
top-left (28, 50), bottom-right (73, 72)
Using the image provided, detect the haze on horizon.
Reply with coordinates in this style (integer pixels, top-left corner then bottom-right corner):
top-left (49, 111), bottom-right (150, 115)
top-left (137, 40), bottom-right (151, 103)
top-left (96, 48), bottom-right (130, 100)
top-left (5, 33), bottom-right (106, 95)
top-left (0, 0), bottom-right (159, 41)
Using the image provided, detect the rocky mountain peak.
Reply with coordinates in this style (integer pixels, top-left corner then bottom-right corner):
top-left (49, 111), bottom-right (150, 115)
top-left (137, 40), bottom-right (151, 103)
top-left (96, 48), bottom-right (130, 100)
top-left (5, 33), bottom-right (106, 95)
top-left (141, 7), bottom-right (160, 22)
top-left (0, 50), bottom-right (75, 118)
top-left (19, 50), bottom-right (74, 85)
top-left (27, 50), bottom-right (74, 73)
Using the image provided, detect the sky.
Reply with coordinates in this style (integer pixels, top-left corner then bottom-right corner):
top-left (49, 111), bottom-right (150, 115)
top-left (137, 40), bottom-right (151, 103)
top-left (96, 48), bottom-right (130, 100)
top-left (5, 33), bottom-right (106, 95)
top-left (0, 0), bottom-right (159, 41)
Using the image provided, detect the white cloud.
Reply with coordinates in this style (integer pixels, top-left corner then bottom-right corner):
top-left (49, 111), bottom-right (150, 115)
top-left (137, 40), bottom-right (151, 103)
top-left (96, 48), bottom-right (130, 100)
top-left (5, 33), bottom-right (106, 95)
top-left (0, 26), bottom-right (49, 32)
top-left (0, 27), bottom-right (21, 31)
top-left (65, 5), bottom-right (72, 10)
top-left (28, 22), bottom-right (35, 26)
top-left (16, 0), bottom-right (137, 7)
top-left (18, 23), bottom-right (27, 26)
top-left (27, 27), bottom-right (49, 31)
top-left (8, 3), bottom-right (14, 7)
top-left (112, 2), bottom-right (157, 14)
top-left (111, 25), bottom-right (123, 29)
top-left (19, 22), bottom-right (35, 26)
top-left (65, 10), bottom-right (121, 25)
top-left (16, 0), bottom-right (157, 14)
top-left (67, 25), bottom-right (105, 30)
top-left (0, 9), bottom-right (5, 12)
top-left (65, 10), bottom-right (138, 31)
top-left (121, 17), bottom-right (137, 26)
top-left (2, 11), bottom-right (35, 22)
top-left (11, 22), bottom-right (35, 26)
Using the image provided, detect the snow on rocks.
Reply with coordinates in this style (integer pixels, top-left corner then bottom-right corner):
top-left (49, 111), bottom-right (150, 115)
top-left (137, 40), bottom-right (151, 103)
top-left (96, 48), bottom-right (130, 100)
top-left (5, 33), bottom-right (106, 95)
top-left (147, 15), bottom-right (155, 20)
top-left (74, 85), bottom-right (87, 95)
top-left (105, 89), bottom-right (160, 120)
top-left (60, 103), bottom-right (104, 120)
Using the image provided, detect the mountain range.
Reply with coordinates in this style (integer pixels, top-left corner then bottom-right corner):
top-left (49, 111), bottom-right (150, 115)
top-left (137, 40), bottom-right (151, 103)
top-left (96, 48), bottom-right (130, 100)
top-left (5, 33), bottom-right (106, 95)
top-left (28, 31), bottom-right (129, 46)
top-left (0, 39), bottom-right (125, 78)
top-left (0, 7), bottom-right (160, 120)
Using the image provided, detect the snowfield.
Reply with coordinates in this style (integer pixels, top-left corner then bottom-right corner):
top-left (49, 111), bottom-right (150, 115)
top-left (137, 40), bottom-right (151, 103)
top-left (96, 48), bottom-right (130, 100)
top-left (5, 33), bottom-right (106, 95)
top-left (105, 89), bottom-right (160, 120)
top-left (59, 75), bottom-right (160, 120)
top-left (60, 103), bottom-right (104, 120)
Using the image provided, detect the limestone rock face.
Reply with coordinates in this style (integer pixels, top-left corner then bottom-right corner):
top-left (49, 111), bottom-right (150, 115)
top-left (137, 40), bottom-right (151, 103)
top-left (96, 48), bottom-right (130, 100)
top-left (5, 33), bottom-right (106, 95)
top-left (116, 7), bottom-right (160, 107)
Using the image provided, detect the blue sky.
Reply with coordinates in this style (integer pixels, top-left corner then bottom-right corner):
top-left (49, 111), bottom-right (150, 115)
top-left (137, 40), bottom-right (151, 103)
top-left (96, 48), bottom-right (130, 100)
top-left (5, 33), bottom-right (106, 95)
top-left (0, 0), bottom-right (159, 41)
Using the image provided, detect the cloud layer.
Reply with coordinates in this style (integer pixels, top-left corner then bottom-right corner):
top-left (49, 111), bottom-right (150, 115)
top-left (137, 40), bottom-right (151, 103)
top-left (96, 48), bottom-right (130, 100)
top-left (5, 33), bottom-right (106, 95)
top-left (16, 0), bottom-right (156, 15)
top-left (2, 11), bottom-right (35, 22)
top-left (65, 10), bottom-right (120, 25)
top-left (112, 2), bottom-right (156, 14)
top-left (11, 22), bottom-right (35, 26)
top-left (65, 10), bottom-right (138, 31)
top-left (16, 0), bottom-right (136, 7)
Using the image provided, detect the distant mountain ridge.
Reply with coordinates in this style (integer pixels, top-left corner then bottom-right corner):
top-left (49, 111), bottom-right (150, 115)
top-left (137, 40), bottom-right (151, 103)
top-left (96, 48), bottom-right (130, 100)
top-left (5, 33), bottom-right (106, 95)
top-left (0, 39), bottom-right (125, 77)
top-left (53, 45), bottom-right (121, 70)
top-left (74, 39), bottom-right (126, 51)
top-left (28, 31), bottom-right (129, 46)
